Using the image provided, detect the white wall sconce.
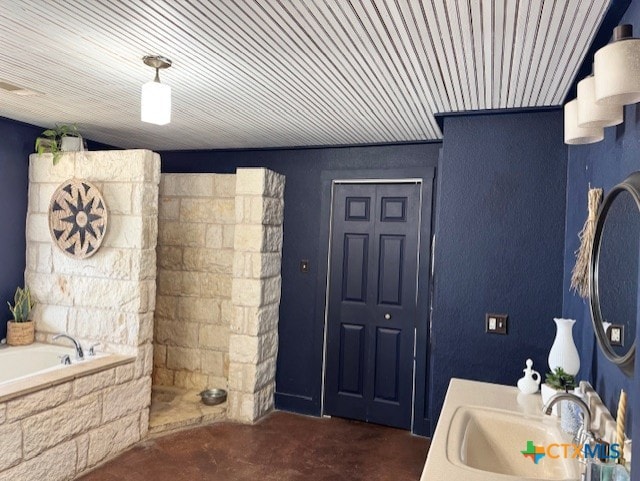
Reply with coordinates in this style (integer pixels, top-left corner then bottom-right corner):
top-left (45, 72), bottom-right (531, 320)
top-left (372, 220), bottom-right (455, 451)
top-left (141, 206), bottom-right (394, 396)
top-left (577, 75), bottom-right (624, 128)
top-left (565, 99), bottom-right (604, 145)
top-left (594, 24), bottom-right (640, 106)
top-left (141, 55), bottom-right (172, 125)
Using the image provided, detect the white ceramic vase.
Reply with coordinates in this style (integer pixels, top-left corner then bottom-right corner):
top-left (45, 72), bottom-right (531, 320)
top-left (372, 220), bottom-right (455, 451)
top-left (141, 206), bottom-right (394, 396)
top-left (548, 318), bottom-right (580, 376)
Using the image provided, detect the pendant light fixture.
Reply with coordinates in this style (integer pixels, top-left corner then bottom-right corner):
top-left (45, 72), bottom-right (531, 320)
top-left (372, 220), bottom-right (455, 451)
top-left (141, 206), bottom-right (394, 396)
top-left (141, 55), bottom-right (172, 125)
top-left (594, 24), bottom-right (640, 106)
top-left (564, 99), bottom-right (604, 145)
top-left (577, 74), bottom-right (623, 128)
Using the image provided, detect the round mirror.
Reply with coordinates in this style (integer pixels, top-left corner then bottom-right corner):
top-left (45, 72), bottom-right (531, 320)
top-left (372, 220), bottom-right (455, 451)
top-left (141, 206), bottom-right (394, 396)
top-left (590, 173), bottom-right (640, 375)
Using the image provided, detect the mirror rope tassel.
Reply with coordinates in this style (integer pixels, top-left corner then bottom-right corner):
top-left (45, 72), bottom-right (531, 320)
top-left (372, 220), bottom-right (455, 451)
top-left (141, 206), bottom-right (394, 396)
top-left (571, 187), bottom-right (603, 298)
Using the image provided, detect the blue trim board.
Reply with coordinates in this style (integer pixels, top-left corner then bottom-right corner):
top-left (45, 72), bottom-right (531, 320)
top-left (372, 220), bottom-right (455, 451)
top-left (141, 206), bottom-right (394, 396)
top-left (434, 106), bottom-right (561, 132)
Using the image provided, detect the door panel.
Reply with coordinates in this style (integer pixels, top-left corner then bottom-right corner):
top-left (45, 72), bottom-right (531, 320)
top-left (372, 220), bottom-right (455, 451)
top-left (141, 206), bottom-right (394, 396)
top-left (378, 235), bottom-right (404, 305)
top-left (338, 324), bottom-right (365, 396)
top-left (374, 327), bottom-right (401, 402)
top-left (342, 234), bottom-right (369, 302)
top-left (324, 183), bottom-right (420, 429)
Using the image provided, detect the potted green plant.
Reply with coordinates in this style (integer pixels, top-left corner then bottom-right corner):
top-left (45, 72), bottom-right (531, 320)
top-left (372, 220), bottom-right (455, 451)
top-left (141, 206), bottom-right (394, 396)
top-left (541, 367), bottom-right (576, 415)
top-left (6, 286), bottom-right (35, 346)
top-left (35, 124), bottom-right (83, 165)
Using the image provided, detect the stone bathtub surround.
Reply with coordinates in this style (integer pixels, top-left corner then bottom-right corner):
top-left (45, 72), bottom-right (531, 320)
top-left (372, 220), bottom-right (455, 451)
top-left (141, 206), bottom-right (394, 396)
top-left (154, 174), bottom-right (235, 392)
top-left (228, 168), bottom-right (285, 423)
top-left (3, 150), bottom-right (161, 480)
top-left (0, 360), bottom-right (150, 480)
top-left (0, 350), bottom-right (134, 403)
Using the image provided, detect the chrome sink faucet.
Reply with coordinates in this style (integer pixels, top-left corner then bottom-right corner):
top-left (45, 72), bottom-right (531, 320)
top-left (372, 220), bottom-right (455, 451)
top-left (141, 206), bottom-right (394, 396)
top-left (542, 392), bottom-right (595, 445)
top-left (53, 333), bottom-right (84, 360)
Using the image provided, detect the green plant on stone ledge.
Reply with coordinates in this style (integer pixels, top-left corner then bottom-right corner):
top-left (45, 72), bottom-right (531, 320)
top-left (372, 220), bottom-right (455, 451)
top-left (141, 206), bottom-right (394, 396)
top-left (545, 367), bottom-right (576, 392)
top-left (7, 286), bottom-right (34, 323)
top-left (35, 124), bottom-right (81, 165)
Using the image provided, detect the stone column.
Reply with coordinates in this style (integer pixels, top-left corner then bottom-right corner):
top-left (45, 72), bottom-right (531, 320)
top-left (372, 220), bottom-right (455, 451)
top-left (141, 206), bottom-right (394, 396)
top-left (25, 149), bottom-right (160, 437)
top-left (228, 168), bottom-right (285, 423)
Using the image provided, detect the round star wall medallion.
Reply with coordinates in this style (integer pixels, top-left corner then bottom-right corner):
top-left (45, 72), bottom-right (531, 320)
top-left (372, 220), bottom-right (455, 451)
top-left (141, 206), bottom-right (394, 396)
top-left (48, 179), bottom-right (108, 259)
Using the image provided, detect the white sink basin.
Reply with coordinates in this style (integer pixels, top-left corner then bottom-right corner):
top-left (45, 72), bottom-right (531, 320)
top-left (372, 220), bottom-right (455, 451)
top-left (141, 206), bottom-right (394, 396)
top-left (446, 406), bottom-right (580, 480)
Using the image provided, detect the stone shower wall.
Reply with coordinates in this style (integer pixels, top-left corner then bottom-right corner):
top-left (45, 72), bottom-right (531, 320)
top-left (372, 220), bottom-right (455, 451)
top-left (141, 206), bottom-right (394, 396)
top-left (228, 168), bottom-right (285, 423)
top-left (9, 149), bottom-right (160, 479)
top-left (153, 174), bottom-right (235, 391)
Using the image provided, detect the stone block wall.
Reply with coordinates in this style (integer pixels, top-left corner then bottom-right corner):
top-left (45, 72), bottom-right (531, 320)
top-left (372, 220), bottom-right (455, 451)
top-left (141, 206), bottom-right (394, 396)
top-left (26, 150), bottom-right (159, 360)
top-left (0, 364), bottom-right (150, 480)
top-left (10, 149), bottom-right (160, 480)
top-left (153, 174), bottom-right (235, 391)
top-left (228, 168), bottom-right (285, 423)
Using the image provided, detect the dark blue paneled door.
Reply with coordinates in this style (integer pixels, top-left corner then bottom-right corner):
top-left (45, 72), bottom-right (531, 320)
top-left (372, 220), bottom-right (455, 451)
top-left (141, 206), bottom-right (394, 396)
top-left (324, 183), bottom-right (420, 429)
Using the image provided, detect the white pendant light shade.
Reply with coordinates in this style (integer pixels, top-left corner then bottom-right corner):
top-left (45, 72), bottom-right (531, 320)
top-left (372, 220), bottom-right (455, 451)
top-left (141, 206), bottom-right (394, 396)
top-left (564, 99), bottom-right (604, 145)
top-left (141, 81), bottom-right (171, 125)
top-left (577, 76), bottom-right (623, 128)
top-left (140, 55), bottom-right (172, 126)
top-left (594, 25), bottom-right (640, 106)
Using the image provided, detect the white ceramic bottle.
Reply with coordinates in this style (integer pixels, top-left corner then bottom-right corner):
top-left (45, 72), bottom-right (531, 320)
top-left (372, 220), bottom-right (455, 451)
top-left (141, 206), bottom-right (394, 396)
top-left (517, 358), bottom-right (541, 394)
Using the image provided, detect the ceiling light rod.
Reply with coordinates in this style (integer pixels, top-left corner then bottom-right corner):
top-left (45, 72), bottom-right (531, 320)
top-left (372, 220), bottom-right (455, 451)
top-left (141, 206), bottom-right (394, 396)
top-left (613, 24), bottom-right (633, 41)
top-left (143, 55), bottom-right (172, 82)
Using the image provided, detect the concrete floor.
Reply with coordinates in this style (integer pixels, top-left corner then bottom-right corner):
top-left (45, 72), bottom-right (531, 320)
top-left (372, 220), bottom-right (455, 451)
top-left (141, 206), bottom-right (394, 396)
top-left (79, 411), bottom-right (430, 481)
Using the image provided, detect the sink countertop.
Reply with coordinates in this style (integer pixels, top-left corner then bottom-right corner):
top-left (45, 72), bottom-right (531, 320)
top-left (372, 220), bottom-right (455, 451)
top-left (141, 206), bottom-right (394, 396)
top-left (420, 378), bottom-right (568, 481)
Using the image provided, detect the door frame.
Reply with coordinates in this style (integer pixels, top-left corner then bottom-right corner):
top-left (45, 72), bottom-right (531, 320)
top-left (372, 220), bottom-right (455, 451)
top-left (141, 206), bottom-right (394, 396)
top-left (315, 168), bottom-right (435, 435)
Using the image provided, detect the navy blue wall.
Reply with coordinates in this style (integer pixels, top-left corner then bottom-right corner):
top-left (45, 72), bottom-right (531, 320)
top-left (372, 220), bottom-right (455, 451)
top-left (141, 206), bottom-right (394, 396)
top-left (563, 0), bottom-right (640, 452)
top-left (161, 143), bottom-right (441, 422)
top-left (0, 116), bottom-right (115, 340)
top-left (0, 117), bottom-right (42, 340)
top-left (430, 111), bottom-right (568, 430)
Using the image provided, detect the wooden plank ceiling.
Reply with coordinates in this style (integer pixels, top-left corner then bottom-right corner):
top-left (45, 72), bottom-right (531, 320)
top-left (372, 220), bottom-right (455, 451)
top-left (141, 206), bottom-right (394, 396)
top-left (0, 0), bottom-right (611, 150)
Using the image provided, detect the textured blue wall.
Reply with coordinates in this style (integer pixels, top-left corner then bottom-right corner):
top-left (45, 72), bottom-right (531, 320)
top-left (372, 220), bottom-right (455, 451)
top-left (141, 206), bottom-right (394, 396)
top-left (0, 117), bottom-right (42, 340)
top-left (0, 117), bottom-right (115, 340)
top-left (564, 105), bottom-right (640, 439)
top-left (161, 143), bottom-right (441, 420)
top-left (431, 111), bottom-right (568, 430)
top-left (563, 0), bottom-right (640, 452)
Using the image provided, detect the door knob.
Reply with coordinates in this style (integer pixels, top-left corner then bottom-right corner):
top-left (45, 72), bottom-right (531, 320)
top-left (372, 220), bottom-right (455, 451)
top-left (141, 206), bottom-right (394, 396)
top-left (384, 313), bottom-right (391, 320)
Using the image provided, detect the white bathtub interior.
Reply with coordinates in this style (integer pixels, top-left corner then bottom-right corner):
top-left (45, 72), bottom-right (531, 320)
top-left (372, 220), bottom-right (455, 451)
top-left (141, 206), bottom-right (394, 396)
top-left (0, 343), bottom-right (77, 385)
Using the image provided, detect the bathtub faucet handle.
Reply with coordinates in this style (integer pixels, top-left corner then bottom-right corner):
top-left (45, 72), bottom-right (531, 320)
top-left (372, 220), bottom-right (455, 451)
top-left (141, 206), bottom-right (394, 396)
top-left (58, 354), bottom-right (71, 365)
top-left (88, 343), bottom-right (100, 356)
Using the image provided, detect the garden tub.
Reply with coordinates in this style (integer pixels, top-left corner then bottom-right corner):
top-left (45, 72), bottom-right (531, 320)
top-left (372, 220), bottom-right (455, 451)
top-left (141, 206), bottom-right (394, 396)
top-left (0, 342), bottom-right (134, 402)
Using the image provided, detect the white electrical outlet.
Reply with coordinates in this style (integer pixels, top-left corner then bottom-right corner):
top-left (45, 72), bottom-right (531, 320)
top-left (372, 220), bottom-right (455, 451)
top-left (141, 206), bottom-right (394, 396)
top-left (486, 313), bottom-right (508, 335)
top-left (611, 328), bottom-right (621, 342)
top-left (607, 324), bottom-right (624, 346)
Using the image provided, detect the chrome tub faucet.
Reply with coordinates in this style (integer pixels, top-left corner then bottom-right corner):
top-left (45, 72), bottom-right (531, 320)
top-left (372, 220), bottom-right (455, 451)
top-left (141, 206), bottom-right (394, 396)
top-left (53, 333), bottom-right (84, 360)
